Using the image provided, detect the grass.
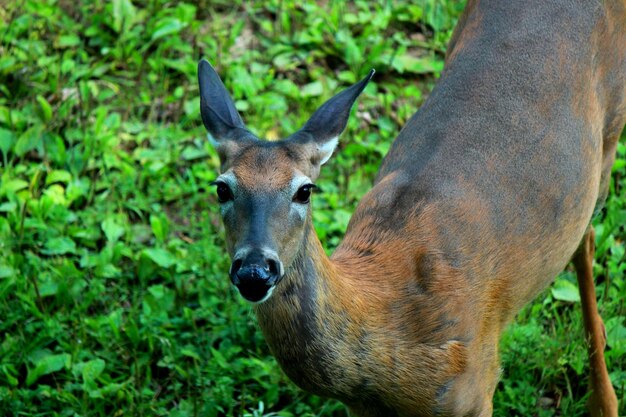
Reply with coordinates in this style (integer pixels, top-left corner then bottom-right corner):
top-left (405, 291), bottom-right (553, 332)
top-left (0, 0), bottom-right (624, 416)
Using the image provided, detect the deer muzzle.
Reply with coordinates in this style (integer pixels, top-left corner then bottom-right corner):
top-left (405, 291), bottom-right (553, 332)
top-left (230, 249), bottom-right (282, 303)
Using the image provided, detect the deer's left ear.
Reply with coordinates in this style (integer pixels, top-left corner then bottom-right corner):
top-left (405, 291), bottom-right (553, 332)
top-left (289, 69), bottom-right (374, 166)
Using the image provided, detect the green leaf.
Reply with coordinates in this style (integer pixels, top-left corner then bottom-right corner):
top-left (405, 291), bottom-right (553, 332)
top-left (112, 0), bottom-right (136, 33)
top-left (181, 347), bottom-right (201, 361)
top-left (147, 284), bottom-right (164, 299)
top-left (101, 217), bottom-right (125, 243)
top-left (0, 265), bottom-right (15, 278)
top-left (56, 34), bottom-right (80, 48)
top-left (151, 17), bottom-right (186, 41)
top-left (612, 158), bottom-right (625, 172)
top-left (46, 170), bottom-right (72, 185)
top-left (150, 214), bottom-right (168, 244)
top-left (27, 353), bottom-right (71, 386)
top-left (181, 146), bottom-right (208, 161)
top-left (301, 81), bottom-right (324, 97)
top-left (209, 348), bottom-right (230, 370)
top-left (36, 95), bottom-right (53, 123)
top-left (144, 248), bottom-right (176, 268)
top-left (337, 31), bottom-right (362, 67)
top-left (551, 277), bottom-right (580, 302)
top-left (0, 202), bottom-right (16, 212)
top-left (43, 237), bottom-right (77, 255)
top-left (0, 127), bottom-right (16, 155)
top-left (82, 359), bottom-right (105, 386)
top-left (606, 317), bottom-right (626, 349)
top-left (388, 54), bottom-right (444, 75)
top-left (39, 279), bottom-right (58, 297)
top-left (14, 126), bottom-right (43, 156)
top-left (1, 366), bottom-right (18, 387)
top-left (0, 56), bottom-right (17, 75)
top-left (0, 178), bottom-right (28, 196)
top-left (0, 217), bottom-right (11, 239)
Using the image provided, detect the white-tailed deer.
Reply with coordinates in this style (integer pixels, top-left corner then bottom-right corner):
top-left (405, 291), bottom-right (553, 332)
top-left (198, 0), bottom-right (625, 415)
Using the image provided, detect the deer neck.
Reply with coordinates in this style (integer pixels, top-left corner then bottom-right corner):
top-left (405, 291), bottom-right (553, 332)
top-left (253, 217), bottom-right (350, 338)
top-left (253, 218), bottom-right (364, 396)
top-left (252, 216), bottom-right (467, 405)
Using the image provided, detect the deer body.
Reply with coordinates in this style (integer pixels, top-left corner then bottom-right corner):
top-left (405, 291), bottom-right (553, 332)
top-left (199, 1), bottom-right (625, 416)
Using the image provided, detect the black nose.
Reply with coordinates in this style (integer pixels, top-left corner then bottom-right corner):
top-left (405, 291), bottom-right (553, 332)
top-left (230, 252), bottom-right (280, 302)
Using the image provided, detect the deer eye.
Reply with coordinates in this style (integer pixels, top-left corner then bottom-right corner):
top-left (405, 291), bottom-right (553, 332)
top-left (212, 181), bottom-right (233, 203)
top-left (293, 184), bottom-right (316, 204)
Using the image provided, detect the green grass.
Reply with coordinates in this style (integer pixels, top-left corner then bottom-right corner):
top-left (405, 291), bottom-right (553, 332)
top-left (0, 0), bottom-right (624, 416)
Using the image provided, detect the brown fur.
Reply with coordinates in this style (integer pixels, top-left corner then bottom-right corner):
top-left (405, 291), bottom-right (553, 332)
top-left (209, 1), bottom-right (626, 416)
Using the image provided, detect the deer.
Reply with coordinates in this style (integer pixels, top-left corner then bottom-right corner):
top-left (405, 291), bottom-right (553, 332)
top-left (197, 0), bottom-right (625, 415)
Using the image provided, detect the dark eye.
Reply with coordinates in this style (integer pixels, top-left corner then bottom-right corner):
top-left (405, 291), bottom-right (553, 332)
top-left (214, 182), bottom-right (233, 203)
top-left (293, 184), bottom-right (315, 204)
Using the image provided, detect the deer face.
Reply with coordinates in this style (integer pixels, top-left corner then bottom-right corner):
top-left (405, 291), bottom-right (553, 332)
top-left (211, 143), bottom-right (321, 303)
top-left (198, 60), bottom-right (372, 303)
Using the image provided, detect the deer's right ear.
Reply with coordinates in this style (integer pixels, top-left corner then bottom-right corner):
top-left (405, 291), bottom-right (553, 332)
top-left (287, 69), bottom-right (374, 172)
top-left (198, 59), bottom-right (252, 154)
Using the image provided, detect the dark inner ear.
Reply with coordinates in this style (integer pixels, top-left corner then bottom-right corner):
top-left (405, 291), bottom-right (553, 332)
top-left (198, 59), bottom-right (245, 140)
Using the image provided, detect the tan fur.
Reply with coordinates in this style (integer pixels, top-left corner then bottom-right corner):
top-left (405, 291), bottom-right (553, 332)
top-left (209, 1), bottom-right (626, 415)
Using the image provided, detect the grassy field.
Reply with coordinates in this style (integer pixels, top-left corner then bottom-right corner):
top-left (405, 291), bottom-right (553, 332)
top-left (0, 0), bottom-right (625, 416)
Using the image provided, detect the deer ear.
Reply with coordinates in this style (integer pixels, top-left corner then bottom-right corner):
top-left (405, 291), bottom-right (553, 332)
top-left (289, 69), bottom-right (374, 166)
top-left (198, 59), bottom-right (248, 144)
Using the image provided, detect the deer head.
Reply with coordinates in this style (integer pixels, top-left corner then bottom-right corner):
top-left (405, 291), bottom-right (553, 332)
top-left (198, 59), bottom-right (373, 303)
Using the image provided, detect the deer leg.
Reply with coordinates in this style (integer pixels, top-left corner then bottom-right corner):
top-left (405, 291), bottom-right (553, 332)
top-left (572, 226), bottom-right (618, 417)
